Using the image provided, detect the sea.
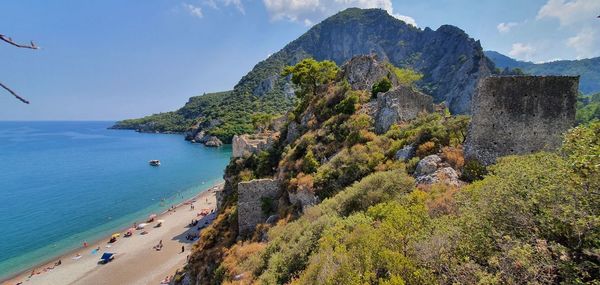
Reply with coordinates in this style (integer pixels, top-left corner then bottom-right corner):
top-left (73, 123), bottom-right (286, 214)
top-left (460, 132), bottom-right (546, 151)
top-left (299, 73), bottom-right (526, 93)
top-left (0, 121), bottom-right (232, 280)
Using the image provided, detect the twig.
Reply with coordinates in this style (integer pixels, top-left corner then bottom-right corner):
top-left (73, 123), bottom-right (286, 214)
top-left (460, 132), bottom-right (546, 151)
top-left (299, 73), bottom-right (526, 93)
top-left (0, 34), bottom-right (38, 49)
top-left (0, 82), bottom-right (30, 104)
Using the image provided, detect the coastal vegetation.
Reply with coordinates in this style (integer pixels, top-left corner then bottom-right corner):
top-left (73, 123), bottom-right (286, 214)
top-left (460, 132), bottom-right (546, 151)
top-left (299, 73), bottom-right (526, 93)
top-left (178, 56), bottom-right (599, 284)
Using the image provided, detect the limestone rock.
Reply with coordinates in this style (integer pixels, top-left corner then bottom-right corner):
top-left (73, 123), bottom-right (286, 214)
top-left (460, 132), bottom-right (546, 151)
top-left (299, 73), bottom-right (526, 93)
top-left (416, 167), bottom-right (461, 187)
top-left (286, 121), bottom-right (300, 144)
top-left (415, 155), bottom-right (441, 176)
top-left (340, 54), bottom-right (398, 91)
top-left (237, 179), bottom-right (280, 235)
top-left (265, 214), bottom-right (279, 224)
top-left (395, 145), bottom-right (415, 161)
top-left (288, 187), bottom-right (318, 211)
top-left (375, 86), bottom-right (434, 134)
top-left (204, 136), bottom-right (223, 147)
top-left (465, 76), bottom-right (578, 165)
top-left (358, 100), bottom-right (378, 118)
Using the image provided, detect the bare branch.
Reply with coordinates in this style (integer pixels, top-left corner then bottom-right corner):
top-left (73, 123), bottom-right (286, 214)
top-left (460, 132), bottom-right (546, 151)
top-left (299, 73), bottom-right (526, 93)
top-left (0, 34), bottom-right (38, 49)
top-left (0, 82), bottom-right (30, 104)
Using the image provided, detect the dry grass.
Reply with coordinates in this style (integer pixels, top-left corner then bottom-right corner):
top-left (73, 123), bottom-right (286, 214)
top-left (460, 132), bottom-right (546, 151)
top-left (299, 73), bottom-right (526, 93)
top-left (440, 146), bottom-right (465, 170)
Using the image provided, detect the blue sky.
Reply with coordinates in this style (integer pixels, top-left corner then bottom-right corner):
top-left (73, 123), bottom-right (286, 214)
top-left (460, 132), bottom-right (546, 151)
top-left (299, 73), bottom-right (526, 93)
top-left (1, 0), bottom-right (598, 120)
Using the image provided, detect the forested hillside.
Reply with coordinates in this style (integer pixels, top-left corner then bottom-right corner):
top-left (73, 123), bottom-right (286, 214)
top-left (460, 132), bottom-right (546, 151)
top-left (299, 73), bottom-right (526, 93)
top-left (485, 51), bottom-right (600, 95)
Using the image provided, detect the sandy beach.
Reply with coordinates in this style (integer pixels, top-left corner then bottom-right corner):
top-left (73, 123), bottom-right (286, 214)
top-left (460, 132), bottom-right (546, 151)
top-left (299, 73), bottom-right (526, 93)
top-left (2, 183), bottom-right (221, 285)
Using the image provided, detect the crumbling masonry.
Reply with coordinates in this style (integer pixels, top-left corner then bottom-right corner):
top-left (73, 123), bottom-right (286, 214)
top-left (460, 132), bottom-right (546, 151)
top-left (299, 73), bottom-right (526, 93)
top-left (465, 76), bottom-right (578, 165)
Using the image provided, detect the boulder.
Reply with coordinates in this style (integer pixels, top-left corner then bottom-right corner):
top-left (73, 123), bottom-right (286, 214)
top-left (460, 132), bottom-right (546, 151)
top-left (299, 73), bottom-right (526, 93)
top-left (415, 155), bottom-right (441, 176)
top-left (416, 167), bottom-right (461, 187)
top-left (265, 214), bottom-right (279, 224)
top-left (395, 145), bottom-right (415, 161)
top-left (204, 136), bottom-right (223, 147)
top-left (374, 86), bottom-right (434, 134)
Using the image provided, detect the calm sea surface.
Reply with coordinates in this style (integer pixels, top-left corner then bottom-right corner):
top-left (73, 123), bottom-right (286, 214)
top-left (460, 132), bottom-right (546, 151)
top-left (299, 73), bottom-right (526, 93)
top-left (0, 121), bottom-right (231, 279)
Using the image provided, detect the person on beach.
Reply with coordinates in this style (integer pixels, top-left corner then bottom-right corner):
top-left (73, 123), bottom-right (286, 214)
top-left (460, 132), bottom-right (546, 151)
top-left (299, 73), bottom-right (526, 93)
top-left (181, 246), bottom-right (185, 253)
top-left (54, 259), bottom-right (62, 266)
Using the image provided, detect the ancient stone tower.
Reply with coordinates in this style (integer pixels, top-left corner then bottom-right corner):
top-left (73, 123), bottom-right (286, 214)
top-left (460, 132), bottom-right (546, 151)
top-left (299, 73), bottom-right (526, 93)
top-left (465, 76), bottom-right (578, 165)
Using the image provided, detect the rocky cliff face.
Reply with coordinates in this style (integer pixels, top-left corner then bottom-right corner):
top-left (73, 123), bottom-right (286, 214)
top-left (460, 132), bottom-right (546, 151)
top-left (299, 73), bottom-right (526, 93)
top-left (242, 8), bottom-right (493, 114)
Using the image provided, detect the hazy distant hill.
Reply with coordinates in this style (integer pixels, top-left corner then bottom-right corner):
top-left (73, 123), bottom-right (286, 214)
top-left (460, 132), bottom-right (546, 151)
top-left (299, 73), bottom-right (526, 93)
top-left (485, 51), bottom-right (600, 94)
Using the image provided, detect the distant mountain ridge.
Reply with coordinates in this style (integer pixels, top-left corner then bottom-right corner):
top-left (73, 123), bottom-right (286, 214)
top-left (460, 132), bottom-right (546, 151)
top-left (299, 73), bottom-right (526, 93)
top-left (113, 8), bottom-right (494, 142)
top-left (485, 51), bottom-right (600, 94)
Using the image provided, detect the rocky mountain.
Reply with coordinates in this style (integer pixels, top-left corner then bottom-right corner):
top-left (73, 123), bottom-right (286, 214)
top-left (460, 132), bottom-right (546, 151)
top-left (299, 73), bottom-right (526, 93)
top-left (113, 8), bottom-right (494, 142)
top-left (241, 8), bottom-right (493, 114)
top-left (485, 50), bottom-right (600, 94)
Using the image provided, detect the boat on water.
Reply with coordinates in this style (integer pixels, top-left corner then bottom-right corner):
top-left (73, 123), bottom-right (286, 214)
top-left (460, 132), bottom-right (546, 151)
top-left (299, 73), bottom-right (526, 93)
top-left (149, 160), bottom-right (160, 166)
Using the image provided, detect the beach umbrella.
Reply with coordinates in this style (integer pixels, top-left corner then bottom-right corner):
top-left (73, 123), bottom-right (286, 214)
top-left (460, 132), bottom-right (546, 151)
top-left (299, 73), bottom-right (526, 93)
top-left (137, 223), bottom-right (148, 229)
top-left (127, 227), bottom-right (135, 232)
top-left (111, 233), bottom-right (120, 238)
top-left (148, 214), bottom-right (157, 219)
top-left (156, 219), bottom-right (165, 223)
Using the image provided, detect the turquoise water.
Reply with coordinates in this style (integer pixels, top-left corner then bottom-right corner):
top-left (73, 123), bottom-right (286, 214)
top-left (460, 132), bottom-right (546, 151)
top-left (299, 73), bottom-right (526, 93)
top-left (0, 121), bottom-right (231, 280)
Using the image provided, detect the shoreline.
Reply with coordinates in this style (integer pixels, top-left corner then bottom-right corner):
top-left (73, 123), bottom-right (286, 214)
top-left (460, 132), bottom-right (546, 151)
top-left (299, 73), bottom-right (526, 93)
top-left (2, 182), bottom-right (223, 285)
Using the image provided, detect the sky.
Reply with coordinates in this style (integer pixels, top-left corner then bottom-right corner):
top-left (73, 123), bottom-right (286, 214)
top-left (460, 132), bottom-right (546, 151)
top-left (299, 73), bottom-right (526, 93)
top-left (1, 0), bottom-right (598, 120)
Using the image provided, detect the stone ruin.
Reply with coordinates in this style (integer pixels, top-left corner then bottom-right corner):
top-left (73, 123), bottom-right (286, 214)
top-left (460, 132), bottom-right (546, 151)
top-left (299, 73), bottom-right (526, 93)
top-left (465, 76), bottom-right (578, 165)
top-left (237, 178), bottom-right (280, 235)
top-left (232, 132), bottom-right (278, 158)
top-left (375, 86), bottom-right (434, 134)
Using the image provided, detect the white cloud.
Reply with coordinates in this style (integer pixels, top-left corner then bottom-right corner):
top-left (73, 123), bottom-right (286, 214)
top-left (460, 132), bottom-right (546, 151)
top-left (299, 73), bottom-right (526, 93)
top-left (204, 0), bottom-right (218, 9)
top-left (183, 3), bottom-right (204, 18)
top-left (262, 0), bottom-right (416, 27)
top-left (537, 0), bottom-right (600, 26)
top-left (496, 22), bottom-right (518, 33)
top-left (202, 0), bottom-right (245, 14)
top-left (509, 42), bottom-right (536, 61)
top-left (566, 28), bottom-right (598, 58)
top-left (221, 0), bottom-right (245, 14)
top-left (536, 0), bottom-right (600, 59)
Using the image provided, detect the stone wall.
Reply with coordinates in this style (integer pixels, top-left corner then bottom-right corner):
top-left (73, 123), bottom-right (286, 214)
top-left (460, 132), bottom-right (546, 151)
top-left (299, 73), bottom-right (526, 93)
top-left (465, 76), bottom-right (578, 165)
top-left (237, 179), bottom-right (280, 235)
top-left (232, 133), bottom-right (277, 158)
top-left (375, 86), bottom-right (434, 133)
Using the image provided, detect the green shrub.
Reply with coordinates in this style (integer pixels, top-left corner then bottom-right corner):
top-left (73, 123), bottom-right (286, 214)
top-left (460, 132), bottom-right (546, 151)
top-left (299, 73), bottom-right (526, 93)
top-left (334, 92), bottom-right (359, 115)
top-left (460, 159), bottom-right (487, 182)
top-left (371, 77), bottom-right (392, 97)
top-left (302, 150), bottom-right (320, 174)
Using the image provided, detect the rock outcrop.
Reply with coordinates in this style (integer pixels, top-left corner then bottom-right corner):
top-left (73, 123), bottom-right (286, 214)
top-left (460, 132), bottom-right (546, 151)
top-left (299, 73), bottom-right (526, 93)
top-left (465, 76), bottom-right (578, 165)
top-left (415, 155), bottom-right (442, 177)
top-left (375, 86), bottom-right (434, 133)
top-left (232, 133), bottom-right (278, 158)
top-left (237, 179), bottom-right (281, 235)
top-left (395, 145), bottom-right (415, 161)
top-left (288, 187), bottom-right (318, 211)
top-left (204, 136), bottom-right (223, 147)
top-left (341, 54), bottom-right (398, 91)
top-left (414, 155), bottom-right (461, 186)
top-left (416, 167), bottom-right (461, 187)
